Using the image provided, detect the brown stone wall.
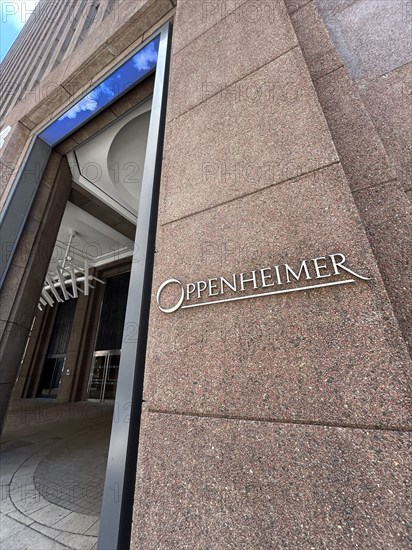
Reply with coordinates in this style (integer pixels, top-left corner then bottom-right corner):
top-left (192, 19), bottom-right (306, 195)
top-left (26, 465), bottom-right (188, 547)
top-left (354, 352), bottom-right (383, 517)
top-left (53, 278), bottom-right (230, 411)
top-left (131, 1), bottom-right (411, 548)
top-left (0, 155), bottom-right (72, 430)
top-left (13, 305), bottom-right (57, 399)
top-left (314, 0), bottom-right (412, 195)
top-left (286, 0), bottom-right (412, 354)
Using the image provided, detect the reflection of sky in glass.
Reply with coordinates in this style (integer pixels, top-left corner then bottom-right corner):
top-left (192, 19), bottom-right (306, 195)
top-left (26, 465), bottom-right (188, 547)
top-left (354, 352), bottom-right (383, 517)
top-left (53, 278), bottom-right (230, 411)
top-left (40, 36), bottom-right (159, 146)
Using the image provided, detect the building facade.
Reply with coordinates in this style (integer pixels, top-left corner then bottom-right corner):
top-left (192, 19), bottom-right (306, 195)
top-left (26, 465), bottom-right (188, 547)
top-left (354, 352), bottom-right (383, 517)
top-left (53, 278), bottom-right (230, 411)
top-left (0, 1), bottom-right (411, 548)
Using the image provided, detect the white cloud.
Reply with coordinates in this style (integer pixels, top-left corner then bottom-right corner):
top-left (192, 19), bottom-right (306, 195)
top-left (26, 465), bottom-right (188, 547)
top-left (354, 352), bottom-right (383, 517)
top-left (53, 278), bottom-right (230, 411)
top-left (60, 90), bottom-right (99, 121)
top-left (1, 1), bottom-right (39, 30)
top-left (132, 42), bottom-right (158, 72)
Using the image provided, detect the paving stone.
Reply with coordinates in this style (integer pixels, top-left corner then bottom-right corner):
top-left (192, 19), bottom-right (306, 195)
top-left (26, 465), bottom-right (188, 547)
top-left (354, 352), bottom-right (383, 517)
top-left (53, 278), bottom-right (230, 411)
top-left (6, 509), bottom-right (34, 526)
top-left (11, 492), bottom-right (49, 515)
top-left (53, 511), bottom-right (99, 535)
top-left (0, 512), bottom-right (28, 539)
top-left (27, 501), bottom-right (72, 526)
top-left (30, 521), bottom-right (62, 539)
top-left (1, 401), bottom-right (113, 547)
top-left (84, 519), bottom-right (100, 537)
top-left (0, 494), bottom-right (15, 515)
top-left (55, 531), bottom-right (97, 550)
top-left (1, 526), bottom-right (69, 549)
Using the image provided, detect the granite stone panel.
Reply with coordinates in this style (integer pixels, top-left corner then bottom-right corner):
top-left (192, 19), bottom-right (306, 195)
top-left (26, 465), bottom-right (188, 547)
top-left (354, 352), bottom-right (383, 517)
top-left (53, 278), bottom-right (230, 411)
top-left (55, 137), bottom-right (79, 156)
top-left (0, 125), bottom-right (30, 204)
top-left (172, 0), bottom-right (250, 54)
top-left (0, 322), bottom-right (30, 384)
top-left (162, 47), bottom-right (339, 224)
top-left (0, 153), bottom-right (65, 329)
top-left (0, 162), bottom-right (14, 199)
top-left (62, 46), bottom-right (116, 98)
top-left (132, 410), bottom-right (411, 549)
top-left (146, 163), bottom-right (412, 429)
top-left (0, 156), bottom-right (71, 429)
top-left (0, 383), bottom-right (14, 426)
top-left (290, 1), bottom-right (343, 80)
top-left (316, 0), bottom-right (412, 80)
top-left (108, 0), bottom-right (173, 56)
top-left (110, 74), bottom-right (155, 118)
top-left (284, 0), bottom-right (313, 14)
top-left (358, 61), bottom-right (412, 194)
top-left (23, 86), bottom-right (72, 128)
top-left (315, 67), bottom-right (396, 191)
top-left (354, 180), bottom-right (412, 353)
top-left (0, 264), bottom-right (26, 329)
top-left (0, 260), bottom-right (44, 330)
top-left (142, 8), bottom-right (177, 42)
top-left (0, 123), bottom-right (31, 182)
top-left (1, 0), bottom-right (171, 130)
top-left (167, 0), bottom-right (297, 120)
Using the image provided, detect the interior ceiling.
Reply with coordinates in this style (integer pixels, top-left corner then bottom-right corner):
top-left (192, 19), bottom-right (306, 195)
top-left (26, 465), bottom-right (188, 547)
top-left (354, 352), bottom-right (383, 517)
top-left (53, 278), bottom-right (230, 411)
top-left (48, 202), bottom-right (135, 275)
top-left (68, 98), bottom-right (152, 223)
top-left (45, 100), bottom-right (152, 278)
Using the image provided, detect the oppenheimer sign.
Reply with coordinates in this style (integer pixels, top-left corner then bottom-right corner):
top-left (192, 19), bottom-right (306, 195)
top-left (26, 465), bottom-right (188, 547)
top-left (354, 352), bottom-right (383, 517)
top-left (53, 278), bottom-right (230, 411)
top-left (156, 252), bottom-right (370, 314)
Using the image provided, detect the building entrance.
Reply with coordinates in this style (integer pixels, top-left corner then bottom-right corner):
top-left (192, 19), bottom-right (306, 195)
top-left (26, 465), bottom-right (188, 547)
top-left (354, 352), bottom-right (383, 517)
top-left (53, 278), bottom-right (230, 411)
top-left (88, 350), bottom-right (121, 402)
top-left (88, 270), bottom-right (131, 402)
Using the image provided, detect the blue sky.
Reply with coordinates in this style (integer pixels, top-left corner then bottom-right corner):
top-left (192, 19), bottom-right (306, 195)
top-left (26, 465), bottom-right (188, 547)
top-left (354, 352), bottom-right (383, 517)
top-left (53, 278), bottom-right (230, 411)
top-left (0, 1), bottom-right (39, 61)
top-left (40, 36), bottom-right (160, 146)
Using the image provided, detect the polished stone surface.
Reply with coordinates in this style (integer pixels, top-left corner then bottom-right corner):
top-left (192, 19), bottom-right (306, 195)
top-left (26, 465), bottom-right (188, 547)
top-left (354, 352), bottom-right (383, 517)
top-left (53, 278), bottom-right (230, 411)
top-left (162, 47), bottom-right (338, 224)
top-left (168, 0), bottom-right (297, 119)
top-left (132, 409), bottom-right (411, 549)
top-left (146, 163), bottom-right (412, 429)
top-left (354, 180), bottom-right (412, 353)
top-left (316, 0), bottom-right (412, 80)
top-left (290, 0), bottom-right (343, 80)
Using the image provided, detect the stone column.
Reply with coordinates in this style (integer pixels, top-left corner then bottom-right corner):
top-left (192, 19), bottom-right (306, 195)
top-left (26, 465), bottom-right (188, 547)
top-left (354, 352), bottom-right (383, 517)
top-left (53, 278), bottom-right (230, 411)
top-left (0, 154), bottom-right (72, 431)
top-left (131, 1), bottom-right (411, 548)
top-left (12, 305), bottom-right (55, 399)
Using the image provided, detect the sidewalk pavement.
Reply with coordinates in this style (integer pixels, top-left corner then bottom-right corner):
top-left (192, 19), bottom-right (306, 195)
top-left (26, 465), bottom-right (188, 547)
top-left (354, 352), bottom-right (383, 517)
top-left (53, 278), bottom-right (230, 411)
top-left (0, 399), bottom-right (114, 550)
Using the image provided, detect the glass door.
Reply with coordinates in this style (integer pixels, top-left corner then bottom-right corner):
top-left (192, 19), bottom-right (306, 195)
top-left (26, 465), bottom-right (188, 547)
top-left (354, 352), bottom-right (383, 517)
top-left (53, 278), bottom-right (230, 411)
top-left (104, 352), bottom-right (120, 400)
top-left (87, 350), bottom-right (120, 402)
top-left (88, 354), bottom-right (107, 401)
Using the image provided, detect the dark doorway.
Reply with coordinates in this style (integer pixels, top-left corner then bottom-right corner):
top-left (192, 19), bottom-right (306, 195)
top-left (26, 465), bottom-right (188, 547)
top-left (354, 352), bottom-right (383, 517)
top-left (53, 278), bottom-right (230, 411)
top-left (36, 298), bottom-right (77, 397)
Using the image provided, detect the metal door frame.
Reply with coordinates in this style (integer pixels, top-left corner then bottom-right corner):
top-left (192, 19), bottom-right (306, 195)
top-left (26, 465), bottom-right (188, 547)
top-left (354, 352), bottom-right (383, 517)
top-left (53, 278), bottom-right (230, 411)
top-left (98, 23), bottom-right (172, 549)
top-left (87, 350), bottom-right (121, 402)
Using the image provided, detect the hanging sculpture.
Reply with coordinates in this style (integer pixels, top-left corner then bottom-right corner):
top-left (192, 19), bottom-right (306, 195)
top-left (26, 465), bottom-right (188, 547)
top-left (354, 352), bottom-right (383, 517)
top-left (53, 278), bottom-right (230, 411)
top-left (38, 230), bottom-right (104, 310)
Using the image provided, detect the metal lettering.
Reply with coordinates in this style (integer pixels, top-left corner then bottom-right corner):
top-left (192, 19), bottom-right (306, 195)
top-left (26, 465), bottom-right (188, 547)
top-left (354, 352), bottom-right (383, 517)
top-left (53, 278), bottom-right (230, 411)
top-left (156, 252), bottom-right (370, 313)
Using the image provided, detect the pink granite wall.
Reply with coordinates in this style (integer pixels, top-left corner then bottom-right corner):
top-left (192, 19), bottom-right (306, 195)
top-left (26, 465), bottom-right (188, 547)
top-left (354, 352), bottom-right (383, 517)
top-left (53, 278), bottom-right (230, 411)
top-left (131, 1), bottom-right (411, 548)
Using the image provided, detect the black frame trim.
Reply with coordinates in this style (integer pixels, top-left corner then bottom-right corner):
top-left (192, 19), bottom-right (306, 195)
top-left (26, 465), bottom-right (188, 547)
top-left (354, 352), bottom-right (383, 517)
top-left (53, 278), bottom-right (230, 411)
top-left (97, 22), bottom-right (172, 550)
